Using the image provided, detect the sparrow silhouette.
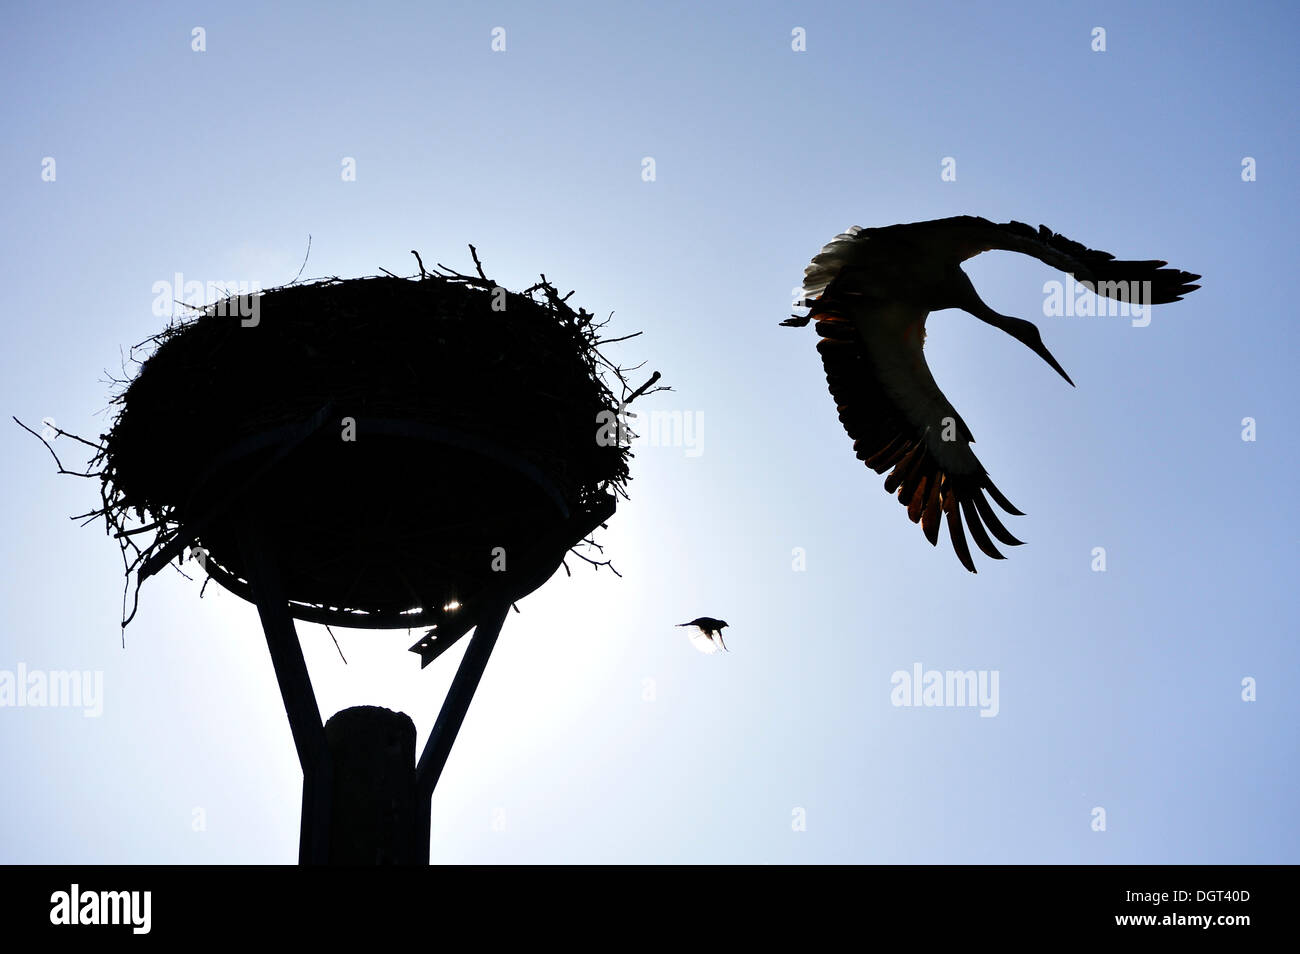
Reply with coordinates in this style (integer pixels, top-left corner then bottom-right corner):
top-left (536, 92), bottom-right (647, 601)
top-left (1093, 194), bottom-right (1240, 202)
top-left (677, 617), bottom-right (729, 655)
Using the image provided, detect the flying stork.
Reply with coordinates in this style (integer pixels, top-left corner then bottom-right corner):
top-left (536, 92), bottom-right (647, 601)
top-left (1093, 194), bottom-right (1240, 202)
top-left (782, 215), bottom-right (1200, 572)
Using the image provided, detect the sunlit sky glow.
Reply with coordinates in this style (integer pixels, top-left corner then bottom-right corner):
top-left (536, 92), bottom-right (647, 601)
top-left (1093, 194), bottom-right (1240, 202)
top-left (2, 1), bottom-right (1297, 863)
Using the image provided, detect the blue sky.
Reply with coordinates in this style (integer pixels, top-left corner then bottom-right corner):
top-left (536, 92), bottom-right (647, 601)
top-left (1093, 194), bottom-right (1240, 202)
top-left (2, 1), bottom-right (1296, 863)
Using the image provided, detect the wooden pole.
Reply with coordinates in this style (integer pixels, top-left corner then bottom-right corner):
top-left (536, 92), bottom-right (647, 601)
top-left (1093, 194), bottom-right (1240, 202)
top-left (323, 706), bottom-right (422, 864)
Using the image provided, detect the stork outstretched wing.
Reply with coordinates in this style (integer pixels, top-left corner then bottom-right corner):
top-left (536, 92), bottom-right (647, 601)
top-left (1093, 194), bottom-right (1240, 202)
top-left (858, 215), bottom-right (1201, 304)
top-left (813, 310), bottom-right (1022, 572)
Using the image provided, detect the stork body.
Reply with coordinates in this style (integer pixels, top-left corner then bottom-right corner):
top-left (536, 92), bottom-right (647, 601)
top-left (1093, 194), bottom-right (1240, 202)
top-left (783, 215), bottom-right (1200, 572)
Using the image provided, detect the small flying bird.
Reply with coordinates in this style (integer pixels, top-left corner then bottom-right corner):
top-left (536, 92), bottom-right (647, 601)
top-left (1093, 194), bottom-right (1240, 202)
top-left (677, 617), bottom-right (729, 654)
top-left (782, 215), bottom-right (1200, 572)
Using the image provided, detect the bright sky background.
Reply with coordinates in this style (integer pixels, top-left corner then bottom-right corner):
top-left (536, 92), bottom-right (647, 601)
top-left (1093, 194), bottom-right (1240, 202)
top-left (2, 1), bottom-right (1296, 863)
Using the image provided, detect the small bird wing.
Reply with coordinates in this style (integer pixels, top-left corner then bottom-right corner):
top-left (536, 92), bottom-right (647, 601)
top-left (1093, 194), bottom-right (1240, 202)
top-left (862, 215), bottom-right (1201, 304)
top-left (686, 627), bottom-right (723, 655)
top-left (813, 308), bottom-right (1024, 573)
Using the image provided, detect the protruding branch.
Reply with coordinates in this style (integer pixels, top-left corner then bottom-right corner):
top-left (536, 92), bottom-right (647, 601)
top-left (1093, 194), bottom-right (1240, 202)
top-left (12, 417), bottom-right (101, 477)
top-left (290, 235), bottom-right (312, 284)
top-left (468, 244), bottom-right (489, 282)
top-left (622, 371), bottom-right (662, 406)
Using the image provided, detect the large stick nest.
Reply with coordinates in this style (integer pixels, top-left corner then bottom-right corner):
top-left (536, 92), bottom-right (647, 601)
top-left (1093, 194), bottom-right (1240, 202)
top-left (31, 249), bottom-right (665, 634)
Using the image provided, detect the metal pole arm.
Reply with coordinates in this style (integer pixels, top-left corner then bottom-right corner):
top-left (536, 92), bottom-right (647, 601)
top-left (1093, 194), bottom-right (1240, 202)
top-left (415, 601), bottom-right (510, 807)
top-left (239, 521), bottom-right (333, 865)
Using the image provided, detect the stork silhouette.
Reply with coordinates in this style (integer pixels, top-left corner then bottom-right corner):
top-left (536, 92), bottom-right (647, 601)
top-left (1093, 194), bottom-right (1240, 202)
top-left (783, 215), bottom-right (1200, 572)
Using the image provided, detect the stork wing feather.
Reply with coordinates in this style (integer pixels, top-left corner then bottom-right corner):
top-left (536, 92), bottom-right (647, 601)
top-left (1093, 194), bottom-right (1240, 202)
top-left (813, 313), bottom-right (1023, 572)
top-left (801, 226), bottom-right (864, 301)
top-left (862, 215), bottom-right (1202, 304)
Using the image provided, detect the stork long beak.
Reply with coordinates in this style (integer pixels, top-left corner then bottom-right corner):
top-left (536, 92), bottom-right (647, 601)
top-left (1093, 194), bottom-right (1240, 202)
top-left (1021, 328), bottom-right (1075, 387)
top-left (964, 299), bottom-right (1075, 387)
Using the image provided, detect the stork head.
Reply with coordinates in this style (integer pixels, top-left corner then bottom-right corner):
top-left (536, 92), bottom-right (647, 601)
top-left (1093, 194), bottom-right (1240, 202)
top-left (953, 269), bottom-right (1075, 387)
